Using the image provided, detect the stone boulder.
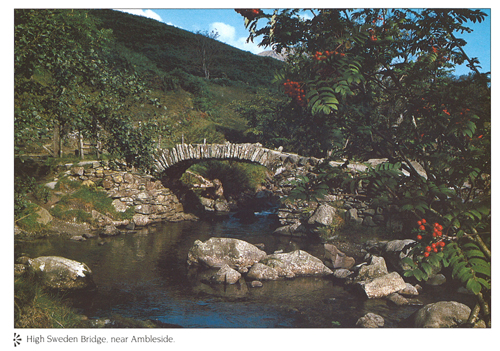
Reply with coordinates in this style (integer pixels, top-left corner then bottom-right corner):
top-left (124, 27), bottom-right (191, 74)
top-left (307, 203), bottom-right (336, 226)
top-left (356, 313), bottom-right (385, 328)
top-left (28, 256), bottom-right (95, 291)
top-left (35, 206), bottom-right (53, 226)
top-left (324, 244), bottom-right (355, 269)
top-left (214, 198), bottom-right (230, 212)
top-left (132, 214), bottom-right (150, 227)
top-left (112, 199), bottom-right (129, 212)
top-left (383, 239), bottom-right (417, 273)
top-left (187, 237), bottom-right (267, 272)
top-left (257, 250), bottom-right (333, 279)
top-left (247, 263), bottom-right (280, 281)
top-left (399, 282), bottom-right (420, 296)
top-left (386, 292), bottom-right (410, 306)
top-left (200, 197), bottom-right (215, 211)
top-left (273, 222), bottom-right (307, 237)
top-left (426, 273), bottom-right (447, 286)
top-left (209, 264), bottom-right (241, 284)
top-left (100, 224), bottom-right (120, 237)
top-left (414, 301), bottom-right (471, 328)
top-left (333, 269), bottom-right (354, 279)
top-left (358, 271), bottom-right (407, 299)
top-left (354, 256), bottom-right (389, 281)
top-left (346, 208), bottom-right (363, 225)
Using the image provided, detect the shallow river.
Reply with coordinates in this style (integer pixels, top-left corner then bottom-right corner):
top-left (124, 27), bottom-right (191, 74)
top-left (15, 211), bottom-right (475, 328)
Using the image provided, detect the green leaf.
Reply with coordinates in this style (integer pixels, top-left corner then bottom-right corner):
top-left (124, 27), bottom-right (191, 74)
top-left (477, 278), bottom-right (490, 289)
top-left (403, 270), bottom-right (414, 277)
top-left (427, 254), bottom-right (441, 268)
top-left (471, 262), bottom-right (491, 276)
top-left (466, 278), bottom-right (482, 295)
top-left (452, 261), bottom-right (467, 278)
top-left (457, 267), bottom-right (473, 282)
top-left (465, 249), bottom-right (486, 259)
top-left (413, 268), bottom-right (425, 281)
top-left (421, 262), bottom-right (433, 276)
top-left (401, 257), bottom-right (416, 268)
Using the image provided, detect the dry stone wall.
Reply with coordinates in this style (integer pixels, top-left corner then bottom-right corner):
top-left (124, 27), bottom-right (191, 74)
top-left (65, 160), bottom-right (196, 228)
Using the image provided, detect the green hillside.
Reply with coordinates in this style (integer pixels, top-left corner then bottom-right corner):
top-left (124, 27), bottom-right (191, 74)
top-left (90, 10), bottom-right (281, 86)
top-left (14, 9), bottom-right (284, 162)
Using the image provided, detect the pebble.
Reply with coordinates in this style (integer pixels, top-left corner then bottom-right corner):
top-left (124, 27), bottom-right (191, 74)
top-left (250, 280), bottom-right (263, 288)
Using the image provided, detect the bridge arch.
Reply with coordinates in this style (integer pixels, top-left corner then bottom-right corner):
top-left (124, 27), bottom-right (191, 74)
top-left (152, 143), bottom-right (321, 179)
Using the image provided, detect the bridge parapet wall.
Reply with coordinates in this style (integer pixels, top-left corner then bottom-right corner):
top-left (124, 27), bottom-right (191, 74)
top-left (153, 143), bottom-right (322, 177)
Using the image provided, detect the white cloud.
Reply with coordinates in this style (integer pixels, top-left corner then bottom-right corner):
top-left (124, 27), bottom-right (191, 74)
top-left (209, 21), bottom-right (263, 55)
top-left (210, 22), bottom-right (236, 42)
top-left (115, 9), bottom-right (163, 23)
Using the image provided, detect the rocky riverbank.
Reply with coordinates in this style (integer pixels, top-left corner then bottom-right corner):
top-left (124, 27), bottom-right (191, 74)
top-left (14, 158), bottom-right (484, 328)
top-left (15, 233), bottom-right (482, 328)
top-left (15, 159), bottom-right (198, 240)
top-left (184, 236), bottom-right (482, 327)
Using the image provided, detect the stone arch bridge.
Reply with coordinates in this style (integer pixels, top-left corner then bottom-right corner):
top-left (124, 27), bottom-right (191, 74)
top-left (152, 143), bottom-right (322, 179)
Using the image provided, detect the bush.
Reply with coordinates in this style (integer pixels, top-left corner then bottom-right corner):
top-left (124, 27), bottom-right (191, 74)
top-left (14, 176), bottom-right (50, 217)
top-left (186, 160), bottom-right (269, 198)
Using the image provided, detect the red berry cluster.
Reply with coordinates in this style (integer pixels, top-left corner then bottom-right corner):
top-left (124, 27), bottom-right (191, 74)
top-left (313, 50), bottom-right (345, 61)
top-left (416, 219), bottom-right (446, 257)
top-left (368, 29), bottom-right (378, 42)
top-left (235, 9), bottom-right (262, 20)
top-left (283, 80), bottom-right (306, 106)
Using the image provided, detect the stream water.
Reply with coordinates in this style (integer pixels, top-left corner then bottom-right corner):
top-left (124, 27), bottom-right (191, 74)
top-left (15, 210), bottom-right (475, 328)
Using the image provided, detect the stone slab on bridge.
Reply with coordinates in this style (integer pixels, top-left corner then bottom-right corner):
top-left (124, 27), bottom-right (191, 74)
top-left (152, 143), bottom-right (322, 178)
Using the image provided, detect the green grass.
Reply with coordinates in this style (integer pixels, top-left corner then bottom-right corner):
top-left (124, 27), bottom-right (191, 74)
top-left (16, 203), bottom-right (47, 233)
top-left (15, 275), bottom-right (86, 328)
top-left (50, 184), bottom-right (134, 223)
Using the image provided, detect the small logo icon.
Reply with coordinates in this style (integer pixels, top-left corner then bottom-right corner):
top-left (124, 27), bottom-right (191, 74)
top-left (14, 333), bottom-right (22, 347)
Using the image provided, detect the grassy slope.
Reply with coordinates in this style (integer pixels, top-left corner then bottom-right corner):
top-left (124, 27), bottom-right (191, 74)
top-left (21, 9), bottom-right (283, 155)
top-left (90, 9), bottom-right (282, 148)
top-left (89, 9), bottom-right (281, 86)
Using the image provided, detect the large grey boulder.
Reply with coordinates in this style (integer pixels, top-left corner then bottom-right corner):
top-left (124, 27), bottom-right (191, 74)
top-left (187, 237), bottom-right (267, 272)
top-left (355, 256), bottom-right (389, 281)
top-left (346, 208), bottom-right (363, 225)
top-left (35, 206), bottom-right (53, 226)
top-left (247, 263), bottom-right (279, 280)
top-left (273, 222), bottom-right (307, 237)
top-left (257, 250), bottom-right (333, 279)
top-left (383, 239), bottom-right (417, 272)
top-left (209, 264), bottom-right (241, 284)
top-left (398, 282), bottom-right (420, 296)
top-left (308, 203), bottom-right (336, 226)
top-left (28, 256), bottom-right (95, 291)
top-left (414, 301), bottom-right (471, 328)
top-left (324, 244), bottom-right (355, 269)
top-left (358, 271), bottom-right (407, 299)
top-left (132, 214), bottom-right (150, 226)
top-left (214, 198), bottom-right (230, 212)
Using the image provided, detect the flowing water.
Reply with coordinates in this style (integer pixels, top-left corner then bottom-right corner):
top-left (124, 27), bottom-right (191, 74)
top-left (15, 210), bottom-right (475, 328)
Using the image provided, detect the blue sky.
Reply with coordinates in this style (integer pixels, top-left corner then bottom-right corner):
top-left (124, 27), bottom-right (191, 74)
top-left (116, 8), bottom-right (491, 77)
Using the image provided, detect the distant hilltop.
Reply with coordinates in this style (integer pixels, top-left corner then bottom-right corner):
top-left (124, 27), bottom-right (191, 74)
top-left (257, 50), bottom-right (286, 61)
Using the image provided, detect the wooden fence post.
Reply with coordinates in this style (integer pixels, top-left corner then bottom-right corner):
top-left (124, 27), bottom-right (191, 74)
top-left (78, 132), bottom-right (84, 159)
top-left (53, 123), bottom-right (61, 157)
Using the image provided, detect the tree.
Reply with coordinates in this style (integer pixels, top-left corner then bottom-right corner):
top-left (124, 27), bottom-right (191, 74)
top-left (15, 9), bottom-right (157, 169)
top-left (15, 9), bottom-right (110, 156)
top-left (238, 8), bottom-right (490, 327)
top-left (195, 29), bottom-right (220, 79)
